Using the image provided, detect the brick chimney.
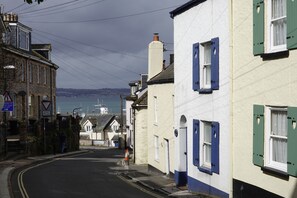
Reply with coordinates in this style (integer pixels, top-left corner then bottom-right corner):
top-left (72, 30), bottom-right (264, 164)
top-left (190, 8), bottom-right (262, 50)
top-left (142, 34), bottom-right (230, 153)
top-left (148, 33), bottom-right (163, 80)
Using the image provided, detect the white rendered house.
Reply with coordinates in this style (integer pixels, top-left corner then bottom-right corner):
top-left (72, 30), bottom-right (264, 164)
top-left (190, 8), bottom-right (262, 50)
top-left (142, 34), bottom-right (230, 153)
top-left (170, 0), bottom-right (231, 197)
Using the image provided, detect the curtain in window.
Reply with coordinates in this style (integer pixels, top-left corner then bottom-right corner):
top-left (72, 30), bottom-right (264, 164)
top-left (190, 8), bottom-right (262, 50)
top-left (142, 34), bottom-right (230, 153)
top-left (271, 110), bottom-right (287, 163)
top-left (204, 123), bottom-right (212, 164)
top-left (271, 0), bottom-right (286, 46)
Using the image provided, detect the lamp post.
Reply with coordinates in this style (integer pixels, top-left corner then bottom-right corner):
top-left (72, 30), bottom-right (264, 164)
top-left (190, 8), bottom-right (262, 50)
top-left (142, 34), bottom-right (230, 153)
top-left (72, 107), bottom-right (81, 117)
top-left (2, 65), bottom-right (15, 156)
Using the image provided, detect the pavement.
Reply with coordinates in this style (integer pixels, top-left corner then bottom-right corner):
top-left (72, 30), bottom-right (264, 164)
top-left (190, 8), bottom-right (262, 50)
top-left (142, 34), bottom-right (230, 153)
top-left (0, 147), bottom-right (211, 198)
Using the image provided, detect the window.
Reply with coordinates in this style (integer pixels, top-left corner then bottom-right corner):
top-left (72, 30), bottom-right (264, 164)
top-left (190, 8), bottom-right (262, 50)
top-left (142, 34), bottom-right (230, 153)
top-left (18, 28), bottom-right (29, 51)
top-left (20, 62), bottom-right (25, 82)
top-left (37, 66), bottom-right (40, 84)
top-left (253, 0), bottom-right (297, 55)
top-left (154, 135), bottom-right (159, 161)
top-left (28, 95), bottom-right (33, 117)
top-left (253, 105), bottom-right (297, 176)
top-left (193, 119), bottom-right (220, 174)
top-left (44, 67), bottom-right (47, 85)
top-left (154, 96), bottom-right (158, 124)
top-left (29, 64), bottom-right (33, 83)
top-left (192, 37), bottom-right (219, 93)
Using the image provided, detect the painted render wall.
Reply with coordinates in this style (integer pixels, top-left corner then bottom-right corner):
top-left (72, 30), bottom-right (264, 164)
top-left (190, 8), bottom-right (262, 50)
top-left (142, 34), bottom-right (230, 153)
top-left (147, 83), bottom-right (175, 174)
top-left (134, 108), bottom-right (148, 165)
top-left (233, 1), bottom-right (297, 197)
top-left (173, 0), bottom-right (231, 196)
top-left (125, 100), bottom-right (134, 147)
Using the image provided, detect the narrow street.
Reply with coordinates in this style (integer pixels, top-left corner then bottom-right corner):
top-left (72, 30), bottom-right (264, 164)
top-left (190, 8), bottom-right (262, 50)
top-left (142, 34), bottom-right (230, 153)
top-left (10, 148), bottom-right (159, 198)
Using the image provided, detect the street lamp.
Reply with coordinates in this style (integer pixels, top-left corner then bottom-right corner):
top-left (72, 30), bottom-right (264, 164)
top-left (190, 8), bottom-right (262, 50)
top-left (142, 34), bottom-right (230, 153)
top-left (72, 107), bottom-right (81, 117)
top-left (2, 65), bottom-right (15, 157)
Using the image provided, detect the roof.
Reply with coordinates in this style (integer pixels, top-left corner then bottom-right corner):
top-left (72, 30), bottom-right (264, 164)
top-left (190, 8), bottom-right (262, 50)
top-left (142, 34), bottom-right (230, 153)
top-left (80, 114), bottom-right (115, 132)
top-left (132, 91), bottom-right (147, 109)
top-left (170, 0), bottom-right (206, 18)
top-left (147, 63), bottom-right (174, 85)
top-left (31, 44), bottom-right (52, 51)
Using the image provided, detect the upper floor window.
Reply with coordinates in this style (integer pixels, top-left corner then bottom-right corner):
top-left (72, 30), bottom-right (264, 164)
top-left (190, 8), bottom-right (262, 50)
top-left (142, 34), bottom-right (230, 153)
top-left (253, 0), bottom-right (297, 55)
top-left (29, 64), bottom-right (33, 83)
top-left (37, 66), bottom-right (40, 84)
top-left (192, 37), bottom-right (219, 93)
top-left (18, 28), bottom-right (29, 51)
top-left (154, 96), bottom-right (158, 124)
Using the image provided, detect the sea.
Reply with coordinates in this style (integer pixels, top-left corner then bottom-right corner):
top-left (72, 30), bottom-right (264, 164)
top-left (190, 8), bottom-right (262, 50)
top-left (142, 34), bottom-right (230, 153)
top-left (56, 95), bottom-right (124, 115)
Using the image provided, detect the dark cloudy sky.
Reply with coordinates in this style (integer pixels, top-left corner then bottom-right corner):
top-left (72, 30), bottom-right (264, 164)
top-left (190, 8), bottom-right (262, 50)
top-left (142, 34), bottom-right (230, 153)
top-left (1, 0), bottom-right (187, 89)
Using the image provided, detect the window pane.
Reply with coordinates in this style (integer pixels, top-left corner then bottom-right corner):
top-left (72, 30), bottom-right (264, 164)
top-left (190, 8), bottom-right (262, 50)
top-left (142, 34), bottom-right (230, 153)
top-left (205, 65), bottom-right (211, 85)
top-left (271, 110), bottom-right (287, 137)
top-left (204, 43), bottom-right (211, 64)
top-left (272, 0), bottom-right (286, 19)
top-left (272, 137), bottom-right (287, 163)
top-left (273, 19), bottom-right (286, 46)
top-left (204, 123), bottom-right (212, 143)
top-left (204, 144), bottom-right (211, 163)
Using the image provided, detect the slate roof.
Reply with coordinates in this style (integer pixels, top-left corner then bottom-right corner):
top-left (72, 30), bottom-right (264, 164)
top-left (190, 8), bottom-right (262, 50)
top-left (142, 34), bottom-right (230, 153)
top-left (170, 0), bottom-right (206, 18)
top-left (80, 114), bottom-right (115, 132)
top-left (147, 63), bottom-right (174, 85)
top-left (132, 91), bottom-right (148, 109)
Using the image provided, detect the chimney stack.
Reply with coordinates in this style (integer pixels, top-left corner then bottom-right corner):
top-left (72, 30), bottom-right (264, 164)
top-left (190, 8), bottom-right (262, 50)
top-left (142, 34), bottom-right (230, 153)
top-left (148, 33), bottom-right (163, 80)
top-left (153, 33), bottom-right (159, 41)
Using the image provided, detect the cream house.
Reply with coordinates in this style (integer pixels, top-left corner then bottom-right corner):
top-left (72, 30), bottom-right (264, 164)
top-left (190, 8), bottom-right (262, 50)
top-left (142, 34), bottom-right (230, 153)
top-left (147, 53), bottom-right (174, 175)
top-left (232, 0), bottom-right (297, 197)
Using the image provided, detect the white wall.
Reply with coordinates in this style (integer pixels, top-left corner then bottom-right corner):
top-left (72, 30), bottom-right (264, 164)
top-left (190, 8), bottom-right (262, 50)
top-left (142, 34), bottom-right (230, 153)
top-left (173, 0), bottom-right (231, 196)
top-left (134, 108), bottom-right (148, 164)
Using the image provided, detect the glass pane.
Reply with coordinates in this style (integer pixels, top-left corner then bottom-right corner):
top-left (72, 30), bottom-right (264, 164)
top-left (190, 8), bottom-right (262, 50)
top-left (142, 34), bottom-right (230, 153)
top-left (206, 65), bottom-right (211, 85)
top-left (271, 110), bottom-right (287, 137)
top-left (204, 144), bottom-right (211, 163)
top-left (204, 43), bottom-right (211, 64)
top-left (272, 0), bottom-right (286, 19)
top-left (272, 137), bottom-right (287, 163)
top-left (204, 123), bottom-right (212, 143)
top-left (273, 19), bottom-right (286, 46)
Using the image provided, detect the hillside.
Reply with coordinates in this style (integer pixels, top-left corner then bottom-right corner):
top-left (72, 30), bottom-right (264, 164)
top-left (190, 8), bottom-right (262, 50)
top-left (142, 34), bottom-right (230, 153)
top-left (56, 88), bottom-right (130, 97)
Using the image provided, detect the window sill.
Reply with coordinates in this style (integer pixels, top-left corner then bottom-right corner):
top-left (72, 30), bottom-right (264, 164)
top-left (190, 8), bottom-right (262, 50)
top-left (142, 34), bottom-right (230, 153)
top-left (198, 89), bottom-right (213, 94)
top-left (261, 166), bottom-right (289, 180)
top-left (198, 166), bottom-right (212, 175)
top-left (261, 50), bottom-right (289, 61)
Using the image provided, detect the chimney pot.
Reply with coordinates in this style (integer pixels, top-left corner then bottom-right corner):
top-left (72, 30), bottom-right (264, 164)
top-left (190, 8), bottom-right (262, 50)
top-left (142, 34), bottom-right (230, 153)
top-left (153, 33), bottom-right (159, 41)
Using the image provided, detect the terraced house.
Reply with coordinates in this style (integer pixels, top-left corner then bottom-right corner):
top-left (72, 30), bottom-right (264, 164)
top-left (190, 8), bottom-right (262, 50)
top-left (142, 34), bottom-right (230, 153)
top-left (0, 13), bottom-right (58, 156)
top-left (170, 0), bottom-right (232, 197)
top-left (233, 0), bottom-right (297, 197)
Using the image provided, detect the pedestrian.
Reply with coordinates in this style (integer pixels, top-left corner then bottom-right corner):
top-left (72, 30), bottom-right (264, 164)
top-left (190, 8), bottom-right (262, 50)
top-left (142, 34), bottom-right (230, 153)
top-left (124, 147), bottom-right (130, 166)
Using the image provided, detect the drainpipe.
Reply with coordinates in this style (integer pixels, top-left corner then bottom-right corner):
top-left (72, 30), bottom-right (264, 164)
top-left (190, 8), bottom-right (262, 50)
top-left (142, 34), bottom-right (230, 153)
top-left (133, 108), bottom-right (136, 163)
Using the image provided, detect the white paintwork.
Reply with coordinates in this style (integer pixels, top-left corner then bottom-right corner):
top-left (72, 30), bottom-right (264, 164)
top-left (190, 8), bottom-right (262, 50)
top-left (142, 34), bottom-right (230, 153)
top-left (233, 1), bottom-right (297, 197)
top-left (173, 0), bottom-right (231, 195)
top-left (134, 106), bottom-right (148, 164)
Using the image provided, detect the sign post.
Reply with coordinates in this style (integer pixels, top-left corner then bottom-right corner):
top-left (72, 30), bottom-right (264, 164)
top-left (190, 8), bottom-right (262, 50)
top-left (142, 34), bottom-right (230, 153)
top-left (41, 100), bottom-right (52, 154)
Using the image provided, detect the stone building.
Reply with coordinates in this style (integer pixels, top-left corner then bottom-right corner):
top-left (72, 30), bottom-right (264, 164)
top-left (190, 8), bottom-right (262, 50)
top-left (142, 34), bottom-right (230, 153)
top-left (0, 13), bottom-right (58, 155)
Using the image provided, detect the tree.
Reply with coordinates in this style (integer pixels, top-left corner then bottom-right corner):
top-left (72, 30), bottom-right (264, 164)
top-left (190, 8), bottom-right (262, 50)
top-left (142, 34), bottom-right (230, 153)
top-left (24, 0), bottom-right (44, 4)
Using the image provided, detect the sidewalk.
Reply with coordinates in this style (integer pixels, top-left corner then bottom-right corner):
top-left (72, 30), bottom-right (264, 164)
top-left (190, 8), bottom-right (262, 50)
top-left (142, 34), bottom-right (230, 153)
top-left (0, 150), bottom-right (88, 198)
top-left (117, 162), bottom-right (212, 198)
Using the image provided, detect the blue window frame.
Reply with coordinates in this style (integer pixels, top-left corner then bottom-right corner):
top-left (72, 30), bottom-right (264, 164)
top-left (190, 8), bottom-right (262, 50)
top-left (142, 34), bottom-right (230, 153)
top-left (192, 37), bottom-right (219, 93)
top-left (193, 119), bottom-right (220, 175)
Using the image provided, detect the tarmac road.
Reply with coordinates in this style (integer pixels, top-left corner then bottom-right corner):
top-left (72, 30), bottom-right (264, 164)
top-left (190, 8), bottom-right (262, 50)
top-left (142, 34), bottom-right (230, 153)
top-left (10, 148), bottom-right (160, 198)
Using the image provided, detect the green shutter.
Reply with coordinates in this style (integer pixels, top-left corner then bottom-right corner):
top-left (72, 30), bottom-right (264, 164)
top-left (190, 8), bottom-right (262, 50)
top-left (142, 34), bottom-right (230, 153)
top-left (253, 105), bottom-right (264, 166)
top-left (287, 107), bottom-right (297, 176)
top-left (253, 0), bottom-right (264, 55)
top-left (287, 0), bottom-right (297, 50)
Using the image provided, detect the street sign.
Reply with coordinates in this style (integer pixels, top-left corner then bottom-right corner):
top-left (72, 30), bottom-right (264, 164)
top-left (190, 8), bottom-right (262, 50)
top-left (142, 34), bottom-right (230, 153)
top-left (3, 91), bottom-right (12, 102)
top-left (2, 101), bottom-right (13, 112)
top-left (41, 100), bottom-right (52, 117)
